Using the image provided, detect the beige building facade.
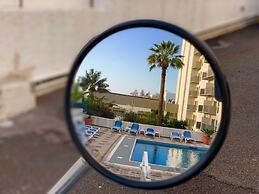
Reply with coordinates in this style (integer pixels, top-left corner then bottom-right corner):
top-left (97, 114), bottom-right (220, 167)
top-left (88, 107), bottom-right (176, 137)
top-left (95, 92), bottom-right (178, 119)
top-left (175, 40), bottom-right (222, 131)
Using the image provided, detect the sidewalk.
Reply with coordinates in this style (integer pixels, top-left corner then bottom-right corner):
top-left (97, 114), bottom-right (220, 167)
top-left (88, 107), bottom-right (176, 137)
top-left (0, 24), bottom-right (258, 194)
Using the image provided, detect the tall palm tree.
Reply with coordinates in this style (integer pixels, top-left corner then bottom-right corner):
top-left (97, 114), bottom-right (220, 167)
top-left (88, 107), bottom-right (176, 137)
top-left (79, 68), bottom-right (109, 96)
top-left (147, 41), bottom-right (184, 125)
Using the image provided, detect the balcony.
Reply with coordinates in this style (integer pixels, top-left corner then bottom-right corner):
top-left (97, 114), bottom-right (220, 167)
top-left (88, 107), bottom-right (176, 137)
top-left (201, 117), bottom-right (210, 125)
top-left (200, 83), bottom-right (214, 96)
top-left (205, 86), bottom-right (214, 96)
top-left (189, 90), bottom-right (198, 98)
top-left (202, 68), bottom-right (214, 80)
top-left (192, 62), bottom-right (201, 69)
top-left (191, 75), bottom-right (199, 84)
top-left (201, 123), bottom-right (215, 130)
top-left (187, 104), bottom-right (197, 112)
top-left (203, 105), bottom-right (216, 115)
top-left (187, 119), bottom-right (195, 127)
top-left (203, 100), bottom-right (217, 115)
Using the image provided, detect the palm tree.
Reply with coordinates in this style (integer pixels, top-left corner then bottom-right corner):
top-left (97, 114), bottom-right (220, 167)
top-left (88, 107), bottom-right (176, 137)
top-left (147, 40), bottom-right (184, 125)
top-left (79, 68), bottom-right (109, 96)
top-left (71, 81), bottom-right (83, 102)
top-left (77, 69), bottom-right (109, 114)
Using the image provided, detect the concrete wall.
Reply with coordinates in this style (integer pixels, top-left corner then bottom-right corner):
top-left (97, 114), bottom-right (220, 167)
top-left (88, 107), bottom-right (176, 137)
top-left (95, 92), bottom-right (178, 114)
top-left (0, 79), bottom-right (36, 120)
top-left (91, 115), bottom-right (204, 142)
top-left (0, 0), bottom-right (258, 83)
top-left (0, 0), bottom-right (258, 120)
top-left (96, 92), bottom-right (159, 110)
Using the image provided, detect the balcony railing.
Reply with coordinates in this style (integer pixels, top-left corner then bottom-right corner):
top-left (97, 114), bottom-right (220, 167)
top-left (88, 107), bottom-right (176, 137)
top-left (203, 105), bottom-right (216, 115)
top-left (201, 123), bottom-right (215, 130)
top-left (200, 84), bottom-right (214, 96)
top-left (191, 75), bottom-right (199, 84)
top-left (187, 119), bottom-right (195, 127)
top-left (202, 100), bottom-right (217, 115)
top-left (202, 68), bottom-right (214, 80)
top-left (205, 87), bottom-right (214, 96)
top-left (201, 117), bottom-right (210, 125)
top-left (192, 62), bottom-right (201, 69)
top-left (189, 90), bottom-right (198, 98)
top-left (187, 104), bottom-right (197, 112)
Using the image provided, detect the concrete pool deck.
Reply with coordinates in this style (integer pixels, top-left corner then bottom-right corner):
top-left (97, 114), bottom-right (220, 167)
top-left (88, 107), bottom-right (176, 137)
top-left (106, 135), bottom-right (185, 173)
top-left (85, 126), bottom-right (210, 180)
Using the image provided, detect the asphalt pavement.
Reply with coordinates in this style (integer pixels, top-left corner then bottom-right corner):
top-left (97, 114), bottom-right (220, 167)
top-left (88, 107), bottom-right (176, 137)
top-left (0, 24), bottom-right (258, 194)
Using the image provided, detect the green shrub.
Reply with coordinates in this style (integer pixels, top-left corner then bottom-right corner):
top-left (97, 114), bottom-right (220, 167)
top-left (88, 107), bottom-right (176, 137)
top-left (123, 111), bottom-right (187, 129)
top-left (86, 95), bottom-right (115, 119)
top-left (164, 119), bottom-right (188, 129)
top-left (123, 112), bottom-right (139, 122)
top-left (201, 128), bottom-right (215, 137)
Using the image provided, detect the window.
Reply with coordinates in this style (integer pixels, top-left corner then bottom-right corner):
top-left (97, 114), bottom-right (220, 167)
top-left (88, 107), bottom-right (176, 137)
top-left (202, 72), bottom-right (207, 79)
top-left (211, 119), bottom-right (215, 126)
top-left (196, 122), bottom-right (201, 129)
top-left (200, 88), bottom-right (205, 95)
top-left (198, 105), bottom-right (203, 112)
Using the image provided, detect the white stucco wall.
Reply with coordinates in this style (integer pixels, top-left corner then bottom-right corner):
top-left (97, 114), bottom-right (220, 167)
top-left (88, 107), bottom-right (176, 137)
top-left (0, 0), bottom-right (258, 83)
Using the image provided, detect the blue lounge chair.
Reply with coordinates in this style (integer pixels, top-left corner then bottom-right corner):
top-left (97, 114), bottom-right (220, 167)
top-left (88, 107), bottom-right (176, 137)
top-left (83, 125), bottom-right (100, 139)
top-left (170, 132), bottom-right (180, 141)
top-left (130, 123), bottom-right (140, 135)
top-left (85, 125), bottom-right (100, 132)
top-left (183, 131), bottom-right (193, 142)
top-left (84, 129), bottom-right (94, 136)
top-left (75, 120), bottom-right (84, 127)
top-left (112, 120), bottom-right (123, 132)
top-left (75, 120), bottom-right (84, 132)
top-left (145, 128), bottom-right (155, 137)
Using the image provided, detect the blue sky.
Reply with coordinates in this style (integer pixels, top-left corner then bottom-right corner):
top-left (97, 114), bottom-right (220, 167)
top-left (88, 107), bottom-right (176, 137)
top-left (75, 27), bottom-right (183, 95)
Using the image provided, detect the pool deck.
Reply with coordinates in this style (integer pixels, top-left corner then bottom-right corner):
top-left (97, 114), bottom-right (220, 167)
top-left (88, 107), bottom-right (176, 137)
top-left (108, 135), bottom-right (196, 172)
top-left (85, 126), bottom-right (209, 180)
top-left (85, 127), bottom-right (122, 162)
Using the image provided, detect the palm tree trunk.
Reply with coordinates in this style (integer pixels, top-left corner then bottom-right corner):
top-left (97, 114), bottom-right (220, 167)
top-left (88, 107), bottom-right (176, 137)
top-left (157, 67), bottom-right (166, 125)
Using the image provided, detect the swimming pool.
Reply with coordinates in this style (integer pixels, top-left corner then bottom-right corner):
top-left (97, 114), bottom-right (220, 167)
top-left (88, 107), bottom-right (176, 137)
top-left (130, 139), bottom-right (208, 169)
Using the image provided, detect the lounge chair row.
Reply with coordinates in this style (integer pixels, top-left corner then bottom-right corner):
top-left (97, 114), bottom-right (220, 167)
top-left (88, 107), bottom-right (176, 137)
top-left (112, 120), bottom-right (194, 142)
top-left (112, 120), bottom-right (142, 135)
top-left (170, 131), bottom-right (193, 142)
top-left (83, 125), bottom-right (100, 139)
top-left (75, 120), bottom-right (100, 142)
top-left (112, 121), bottom-right (156, 137)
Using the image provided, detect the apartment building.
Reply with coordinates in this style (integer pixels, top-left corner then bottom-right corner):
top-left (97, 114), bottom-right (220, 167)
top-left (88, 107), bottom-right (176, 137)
top-left (175, 40), bottom-right (222, 131)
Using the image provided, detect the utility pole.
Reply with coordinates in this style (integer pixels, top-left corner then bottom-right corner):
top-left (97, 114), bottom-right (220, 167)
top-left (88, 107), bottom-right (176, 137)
top-left (19, 0), bottom-right (23, 8)
top-left (89, 0), bottom-right (94, 8)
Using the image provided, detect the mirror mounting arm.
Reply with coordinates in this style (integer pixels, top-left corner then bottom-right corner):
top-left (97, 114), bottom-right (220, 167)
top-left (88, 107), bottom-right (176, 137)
top-left (48, 157), bottom-right (89, 194)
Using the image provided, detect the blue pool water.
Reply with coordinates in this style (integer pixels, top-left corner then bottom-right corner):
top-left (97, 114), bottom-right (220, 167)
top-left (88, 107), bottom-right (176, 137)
top-left (131, 139), bottom-right (208, 169)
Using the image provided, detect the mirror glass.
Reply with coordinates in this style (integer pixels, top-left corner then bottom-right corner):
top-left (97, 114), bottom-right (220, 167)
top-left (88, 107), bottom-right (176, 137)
top-left (70, 27), bottom-right (222, 182)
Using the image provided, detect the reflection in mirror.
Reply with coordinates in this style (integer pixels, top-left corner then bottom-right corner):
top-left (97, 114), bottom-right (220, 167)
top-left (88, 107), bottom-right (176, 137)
top-left (70, 28), bottom-right (222, 182)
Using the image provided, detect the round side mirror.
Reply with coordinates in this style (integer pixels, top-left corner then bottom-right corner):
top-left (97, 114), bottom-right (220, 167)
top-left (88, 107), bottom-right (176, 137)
top-left (65, 20), bottom-right (230, 189)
